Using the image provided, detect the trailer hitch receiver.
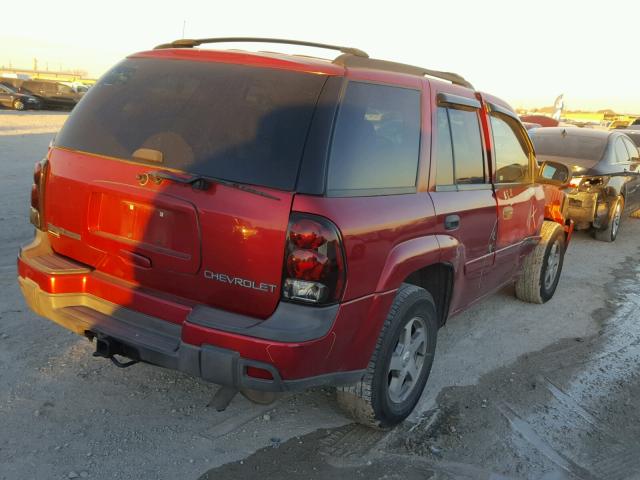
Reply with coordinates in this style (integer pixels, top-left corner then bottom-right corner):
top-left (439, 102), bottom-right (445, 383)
top-left (88, 332), bottom-right (140, 369)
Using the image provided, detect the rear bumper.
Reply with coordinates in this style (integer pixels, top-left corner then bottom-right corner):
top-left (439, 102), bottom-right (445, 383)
top-left (18, 276), bottom-right (363, 391)
top-left (567, 191), bottom-right (598, 225)
top-left (567, 191), bottom-right (611, 229)
top-left (17, 232), bottom-right (393, 391)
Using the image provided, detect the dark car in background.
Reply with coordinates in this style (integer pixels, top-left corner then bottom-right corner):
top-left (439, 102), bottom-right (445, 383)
top-left (530, 127), bottom-right (640, 241)
top-left (0, 83), bottom-right (41, 110)
top-left (18, 80), bottom-right (81, 110)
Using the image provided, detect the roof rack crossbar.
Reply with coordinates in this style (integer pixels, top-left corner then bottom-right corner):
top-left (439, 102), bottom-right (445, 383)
top-left (333, 55), bottom-right (474, 89)
top-left (154, 37), bottom-right (369, 58)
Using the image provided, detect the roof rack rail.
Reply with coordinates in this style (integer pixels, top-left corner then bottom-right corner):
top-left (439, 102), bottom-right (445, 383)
top-left (153, 37), bottom-right (369, 58)
top-left (333, 54), bottom-right (474, 90)
top-left (152, 37), bottom-right (472, 89)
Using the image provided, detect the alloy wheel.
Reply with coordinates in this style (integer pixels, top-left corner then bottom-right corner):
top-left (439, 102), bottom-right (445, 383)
top-left (387, 316), bottom-right (428, 403)
top-left (544, 240), bottom-right (561, 291)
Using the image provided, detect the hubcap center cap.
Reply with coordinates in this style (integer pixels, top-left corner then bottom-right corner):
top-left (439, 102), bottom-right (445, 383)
top-left (402, 351), bottom-right (411, 366)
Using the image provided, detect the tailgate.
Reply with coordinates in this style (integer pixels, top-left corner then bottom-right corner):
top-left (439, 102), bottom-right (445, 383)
top-left (44, 148), bottom-right (293, 319)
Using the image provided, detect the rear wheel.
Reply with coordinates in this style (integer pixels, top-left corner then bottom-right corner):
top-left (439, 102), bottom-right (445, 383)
top-left (336, 284), bottom-right (437, 428)
top-left (12, 99), bottom-right (25, 111)
top-left (515, 220), bottom-right (566, 304)
top-left (594, 196), bottom-right (623, 242)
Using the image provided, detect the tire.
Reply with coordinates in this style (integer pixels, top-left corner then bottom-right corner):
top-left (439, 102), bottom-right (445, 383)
top-left (515, 220), bottom-right (566, 304)
top-left (594, 196), bottom-right (623, 242)
top-left (336, 284), bottom-right (438, 428)
top-left (13, 99), bottom-right (25, 111)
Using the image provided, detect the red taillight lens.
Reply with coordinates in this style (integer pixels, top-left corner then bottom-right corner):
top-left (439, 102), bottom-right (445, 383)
top-left (287, 250), bottom-right (329, 281)
top-left (289, 219), bottom-right (327, 249)
top-left (33, 161), bottom-right (42, 185)
top-left (30, 158), bottom-right (48, 229)
top-left (30, 184), bottom-right (39, 209)
top-left (282, 213), bottom-right (346, 305)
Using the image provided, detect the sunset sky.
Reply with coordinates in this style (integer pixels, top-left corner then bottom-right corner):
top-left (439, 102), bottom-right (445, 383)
top-left (2, 0), bottom-right (639, 113)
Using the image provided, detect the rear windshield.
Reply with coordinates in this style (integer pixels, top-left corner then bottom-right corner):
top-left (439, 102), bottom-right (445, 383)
top-left (530, 131), bottom-right (607, 169)
top-left (55, 57), bottom-right (327, 190)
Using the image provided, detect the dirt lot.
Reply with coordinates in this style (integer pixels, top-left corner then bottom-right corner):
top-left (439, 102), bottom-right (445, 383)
top-left (1, 111), bottom-right (639, 480)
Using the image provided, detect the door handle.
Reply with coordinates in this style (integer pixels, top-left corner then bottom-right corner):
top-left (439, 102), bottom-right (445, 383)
top-left (444, 214), bottom-right (460, 231)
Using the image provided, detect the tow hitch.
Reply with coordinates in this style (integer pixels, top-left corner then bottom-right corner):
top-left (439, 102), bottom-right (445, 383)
top-left (87, 332), bottom-right (140, 369)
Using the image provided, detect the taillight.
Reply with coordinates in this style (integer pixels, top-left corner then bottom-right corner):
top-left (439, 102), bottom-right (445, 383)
top-left (30, 158), bottom-right (48, 229)
top-left (282, 213), bottom-right (346, 305)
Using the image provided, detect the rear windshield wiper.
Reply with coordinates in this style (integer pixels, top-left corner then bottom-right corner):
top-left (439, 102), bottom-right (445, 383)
top-left (138, 170), bottom-right (280, 201)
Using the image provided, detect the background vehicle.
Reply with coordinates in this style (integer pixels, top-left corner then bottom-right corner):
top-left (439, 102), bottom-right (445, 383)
top-left (608, 119), bottom-right (631, 130)
top-left (522, 121), bottom-right (542, 130)
top-left (623, 129), bottom-right (640, 150)
top-left (17, 38), bottom-right (572, 428)
top-left (530, 127), bottom-right (640, 241)
top-left (18, 80), bottom-right (81, 109)
top-left (0, 84), bottom-right (41, 110)
top-left (520, 114), bottom-right (560, 127)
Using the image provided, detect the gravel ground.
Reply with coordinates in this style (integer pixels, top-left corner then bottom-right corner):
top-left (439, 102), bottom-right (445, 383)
top-left (1, 111), bottom-right (639, 480)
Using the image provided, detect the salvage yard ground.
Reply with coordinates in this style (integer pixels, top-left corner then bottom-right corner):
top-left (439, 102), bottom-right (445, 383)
top-left (1, 111), bottom-right (639, 480)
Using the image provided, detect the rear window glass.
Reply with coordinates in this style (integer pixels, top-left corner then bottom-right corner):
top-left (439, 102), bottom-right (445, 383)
top-left (327, 82), bottom-right (420, 194)
top-left (55, 57), bottom-right (327, 190)
top-left (531, 131), bottom-right (608, 168)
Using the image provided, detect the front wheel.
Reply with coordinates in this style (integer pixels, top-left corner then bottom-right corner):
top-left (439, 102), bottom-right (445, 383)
top-left (12, 99), bottom-right (25, 111)
top-left (594, 195), bottom-right (623, 242)
top-left (337, 284), bottom-right (438, 428)
top-left (515, 220), bottom-right (566, 304)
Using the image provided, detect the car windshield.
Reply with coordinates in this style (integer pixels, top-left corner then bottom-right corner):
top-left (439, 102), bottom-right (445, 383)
top-left (531, 130), bottom-right (608, 170)
top-left (54, 57), bottom-right (328, 191)
top-left (1, 84), bottom-right (16, 93)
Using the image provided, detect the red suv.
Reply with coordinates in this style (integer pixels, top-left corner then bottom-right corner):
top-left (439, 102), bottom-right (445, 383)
top-left (18, 38), bottom-right (573, 427)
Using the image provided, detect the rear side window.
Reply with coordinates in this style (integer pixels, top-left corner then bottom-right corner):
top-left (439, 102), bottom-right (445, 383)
top-left (55, 58), bottom-right (327, 190)
top-left (490, 113), bottom-right (531, 183)
top-left (327, 82), bottom-right (421, 195)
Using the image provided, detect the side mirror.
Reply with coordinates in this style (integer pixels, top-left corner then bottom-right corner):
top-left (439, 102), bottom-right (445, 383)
top-left (537, 160), bottom-right (572, 187)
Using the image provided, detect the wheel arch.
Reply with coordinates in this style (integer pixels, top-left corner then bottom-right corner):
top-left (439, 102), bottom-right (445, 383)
top-left (375, 235), bottom-right (458, 328)
top-left (403, 263), bottom-right (454, 327)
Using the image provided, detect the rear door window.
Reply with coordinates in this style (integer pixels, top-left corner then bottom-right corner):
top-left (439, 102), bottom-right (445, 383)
top-left (54, 58), bottom-right (328, 191)
top-left (448, 108), bottom-right (486, 185)
top-left (434, 107), bottom-right (455, 185)
top-left (433, 106), bottom-right (486, 188)
top-left (327, 82), bottom-right (421, 195)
